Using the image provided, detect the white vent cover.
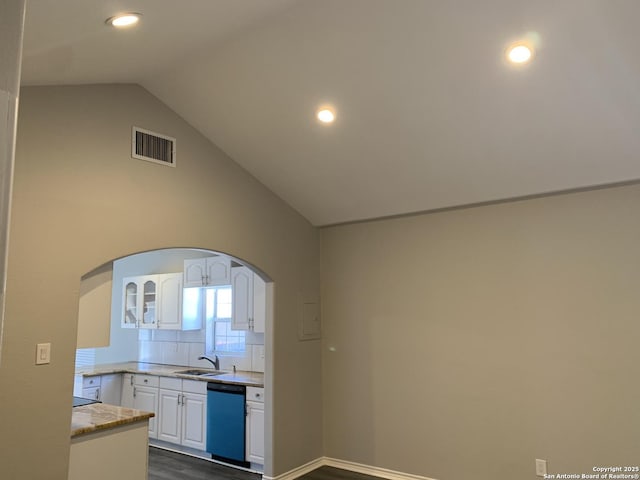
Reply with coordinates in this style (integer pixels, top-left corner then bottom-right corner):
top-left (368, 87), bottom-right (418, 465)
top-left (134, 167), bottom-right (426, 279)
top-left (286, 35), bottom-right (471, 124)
top-left (132, 126), bottom-right (176, 167)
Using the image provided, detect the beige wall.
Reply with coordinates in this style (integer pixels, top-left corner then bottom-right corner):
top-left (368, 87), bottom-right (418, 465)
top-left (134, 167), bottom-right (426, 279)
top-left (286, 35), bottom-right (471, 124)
top-left (321, 184), bottom-right (640, 479)
top-left (0, 84), bottom-right (322, 479)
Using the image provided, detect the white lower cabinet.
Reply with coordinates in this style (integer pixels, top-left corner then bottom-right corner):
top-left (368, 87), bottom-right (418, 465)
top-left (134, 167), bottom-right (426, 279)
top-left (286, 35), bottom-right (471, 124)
top-left (99, 374), bottom-right (123, 405)
top-left (158, 377), bottom-right (207, 451)
top-left (81, 375), bottom-right (101, 400)
top-left (121, 373), bottom-right (135, 408)
top-left (82, 385), bottom-right (100, 401)
top-left (78, 374), bottom-right (122, 404)
top-left (131, 375), bottom-right (159, 439)
top-left (158, 385), bottom-right (181, 444)
top-left (246, 387), bottom-right (265, 465)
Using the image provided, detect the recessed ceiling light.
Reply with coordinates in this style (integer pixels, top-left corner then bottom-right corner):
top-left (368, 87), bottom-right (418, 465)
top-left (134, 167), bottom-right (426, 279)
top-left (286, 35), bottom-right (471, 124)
top-left (317, 108), bottom-right (335, 124)
top-left (106, 13), bottom-right (141, 28)
top-left (507, 44), bottom-right (533, 64)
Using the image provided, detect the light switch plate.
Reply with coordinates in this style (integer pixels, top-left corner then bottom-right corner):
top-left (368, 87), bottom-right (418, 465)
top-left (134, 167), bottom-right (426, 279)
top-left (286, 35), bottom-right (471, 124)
top-left (36, 343), bottom-right (51, 365)
top-left (536, 459), bottom-right (547, 477)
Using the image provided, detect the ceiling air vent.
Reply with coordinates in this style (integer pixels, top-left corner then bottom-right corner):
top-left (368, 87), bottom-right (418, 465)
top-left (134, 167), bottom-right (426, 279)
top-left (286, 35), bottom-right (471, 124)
top-left (132, 126), bottom-right (176, 167)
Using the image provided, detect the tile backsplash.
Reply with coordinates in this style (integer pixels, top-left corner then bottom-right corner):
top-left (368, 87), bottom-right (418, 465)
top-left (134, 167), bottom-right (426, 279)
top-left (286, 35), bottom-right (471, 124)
top-left (137, 328), bottom-right (264, 373)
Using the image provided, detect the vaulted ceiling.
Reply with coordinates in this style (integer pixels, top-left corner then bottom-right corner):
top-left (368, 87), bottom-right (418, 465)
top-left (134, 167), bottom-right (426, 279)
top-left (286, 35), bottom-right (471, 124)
top-left (21, 0), bottom-right (640, 225)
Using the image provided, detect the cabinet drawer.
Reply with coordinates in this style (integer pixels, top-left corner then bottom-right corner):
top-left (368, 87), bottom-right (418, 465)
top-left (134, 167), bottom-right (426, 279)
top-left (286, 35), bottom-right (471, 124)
top-left (82, 375), bottom-right (101, 388)
top-left (82, 386), bottom-right (100, 401)
top-left (159, 376), bottom-right (182, 391)
top-left (134, 374), bottom-right (159, 387)
top-left (246, 387), bottom-right (264, 403)
top-left (182, 379), bottom-right (206, 394)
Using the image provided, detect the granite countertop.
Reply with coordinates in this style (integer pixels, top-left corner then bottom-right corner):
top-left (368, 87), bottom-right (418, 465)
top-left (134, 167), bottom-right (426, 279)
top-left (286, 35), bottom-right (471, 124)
top-left (76, 361), bottom-right (264, 387)
top-left (71, 403), bottom-right (154, 438)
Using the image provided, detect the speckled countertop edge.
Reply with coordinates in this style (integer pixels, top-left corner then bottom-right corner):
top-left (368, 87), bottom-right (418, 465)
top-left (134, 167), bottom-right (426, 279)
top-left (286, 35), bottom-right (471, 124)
top-left (71, 403), bottom-right (154, 438)
top-left (76, 362), bottom-right (264, 387)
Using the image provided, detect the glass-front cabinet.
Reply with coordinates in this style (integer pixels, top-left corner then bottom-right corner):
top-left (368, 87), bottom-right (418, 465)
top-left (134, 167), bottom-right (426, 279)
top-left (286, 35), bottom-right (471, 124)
top-left (122, 275), bottom-right (158, 328)
top-left (141, 279), bottom-right (157, 327)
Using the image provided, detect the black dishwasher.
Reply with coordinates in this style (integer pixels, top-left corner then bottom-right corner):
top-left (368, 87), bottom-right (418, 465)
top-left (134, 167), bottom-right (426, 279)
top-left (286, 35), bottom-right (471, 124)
top-left (206, 382), bottom-right (249, 467)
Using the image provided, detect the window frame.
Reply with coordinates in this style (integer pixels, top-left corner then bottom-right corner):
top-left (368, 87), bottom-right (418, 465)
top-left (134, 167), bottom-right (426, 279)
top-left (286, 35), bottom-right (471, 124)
top-left (205, 285), bottom-right (245, 354)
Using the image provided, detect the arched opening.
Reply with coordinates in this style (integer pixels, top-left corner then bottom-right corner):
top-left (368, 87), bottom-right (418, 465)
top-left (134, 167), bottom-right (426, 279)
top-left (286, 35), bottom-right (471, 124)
top-left (75, 247), bottom-right (273, 474)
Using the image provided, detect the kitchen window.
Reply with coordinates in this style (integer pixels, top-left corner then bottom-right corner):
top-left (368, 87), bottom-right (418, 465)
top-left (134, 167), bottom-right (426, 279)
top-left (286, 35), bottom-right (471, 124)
top-left (205, 286), bottom-right (245, 353)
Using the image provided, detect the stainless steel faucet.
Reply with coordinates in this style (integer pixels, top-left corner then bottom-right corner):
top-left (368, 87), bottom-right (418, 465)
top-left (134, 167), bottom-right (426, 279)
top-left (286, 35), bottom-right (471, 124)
top-left (198, 354), bottom-right (220, 370)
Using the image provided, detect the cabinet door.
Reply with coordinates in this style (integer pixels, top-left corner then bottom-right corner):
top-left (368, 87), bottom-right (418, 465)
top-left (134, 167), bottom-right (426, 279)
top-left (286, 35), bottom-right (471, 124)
top-left (100, 374), bottom-right (123, 405)
top-left (134, 386), bottom-right (159, 438)
top-left (121, 374), bottom-right (135, 408)
top-left (157, 273), bottom-right (183, 330)
top-left (252, 274), bottom-right (266, 333)
top-left (122, 278), bottom-right (140, 328)
top-left (158, 388), bottom-right (181, 444)
top-left (184, 258), bottom-right (207, 287)
top-left (182, 287), bottom-right (204, 331)
top-left (139, 276), bottom-right (158, 328)
top-left (231, 266), bottom-right (252, 330)
top-left (182, 392), bottom-right (207, 450)
top-left (246, 401), bottom-right (265, 464)
top-left (206, 257), bottom-right (231, 286)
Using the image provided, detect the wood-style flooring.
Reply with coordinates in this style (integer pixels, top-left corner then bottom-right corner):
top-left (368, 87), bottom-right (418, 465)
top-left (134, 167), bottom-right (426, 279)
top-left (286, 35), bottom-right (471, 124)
top-left (148, 448), bottom-right (260, 480)
top-left (148, 447), bottom-right (379, 480)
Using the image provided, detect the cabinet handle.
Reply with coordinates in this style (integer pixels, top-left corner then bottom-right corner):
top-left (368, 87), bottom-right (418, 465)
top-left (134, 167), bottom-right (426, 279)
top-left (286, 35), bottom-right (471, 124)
top-left (133, 387), bottom-right (136, 398)
top-left (95, 388), bottom-right (100, 400)
top-left (255, 393), bottom-right (261, 399)
top-left (130, 376), bottom-right (134, 386)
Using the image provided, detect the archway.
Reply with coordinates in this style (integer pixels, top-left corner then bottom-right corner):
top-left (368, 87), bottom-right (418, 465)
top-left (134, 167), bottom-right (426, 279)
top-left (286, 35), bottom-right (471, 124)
top-left (76, 247), bottom-right (273, 474)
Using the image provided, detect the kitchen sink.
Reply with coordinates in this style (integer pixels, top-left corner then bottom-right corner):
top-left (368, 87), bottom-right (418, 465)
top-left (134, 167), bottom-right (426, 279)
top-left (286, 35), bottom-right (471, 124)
top-left (175, 369), bottom-right (225, 377)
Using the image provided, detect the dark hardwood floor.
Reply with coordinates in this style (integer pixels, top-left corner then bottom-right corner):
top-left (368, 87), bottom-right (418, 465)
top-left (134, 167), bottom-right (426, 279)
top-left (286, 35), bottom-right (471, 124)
top-left (148, 447), bottom-right (260, 480)
top-left (148, 448), bottom-right (378, 480)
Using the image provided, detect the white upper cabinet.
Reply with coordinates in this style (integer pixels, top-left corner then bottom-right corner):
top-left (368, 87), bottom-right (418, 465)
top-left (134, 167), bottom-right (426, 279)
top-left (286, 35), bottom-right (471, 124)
top-left (231, 266), bottom-right (253, 330)
top-left (183, 259), bottom-right (206, 287)
top-left (157, 273), bottom-right (183, 330)
top-left (122, 273), bottom-right (197, 330)
top-left (206, 257), bottom-right (232, 285)
top-left (184, 256), bottom-right (231, 287)
top-left (252, 274), bottom-right (266, 334)
top-left (231, 266), bottom-right (266, 333)
top-left (140, 277), bottom-right (159, 328)
top-left (122, 275), bottom-right (158, 329)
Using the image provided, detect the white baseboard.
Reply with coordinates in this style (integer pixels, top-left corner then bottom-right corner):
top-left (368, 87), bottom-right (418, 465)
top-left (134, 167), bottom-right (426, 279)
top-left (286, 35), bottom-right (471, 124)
top-left (265, 456), bottom-right (438, 480)
top-left (263, 457), bottom-right (325, 480)
top-left (324, 457), bottom-right (438, 480)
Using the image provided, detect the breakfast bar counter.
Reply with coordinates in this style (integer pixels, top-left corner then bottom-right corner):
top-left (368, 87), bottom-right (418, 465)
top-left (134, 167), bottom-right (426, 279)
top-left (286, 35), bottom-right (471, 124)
top-left (71, 402), bottom-right (154, 438)
top-left (69, 403), bottom-right (154, 480)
